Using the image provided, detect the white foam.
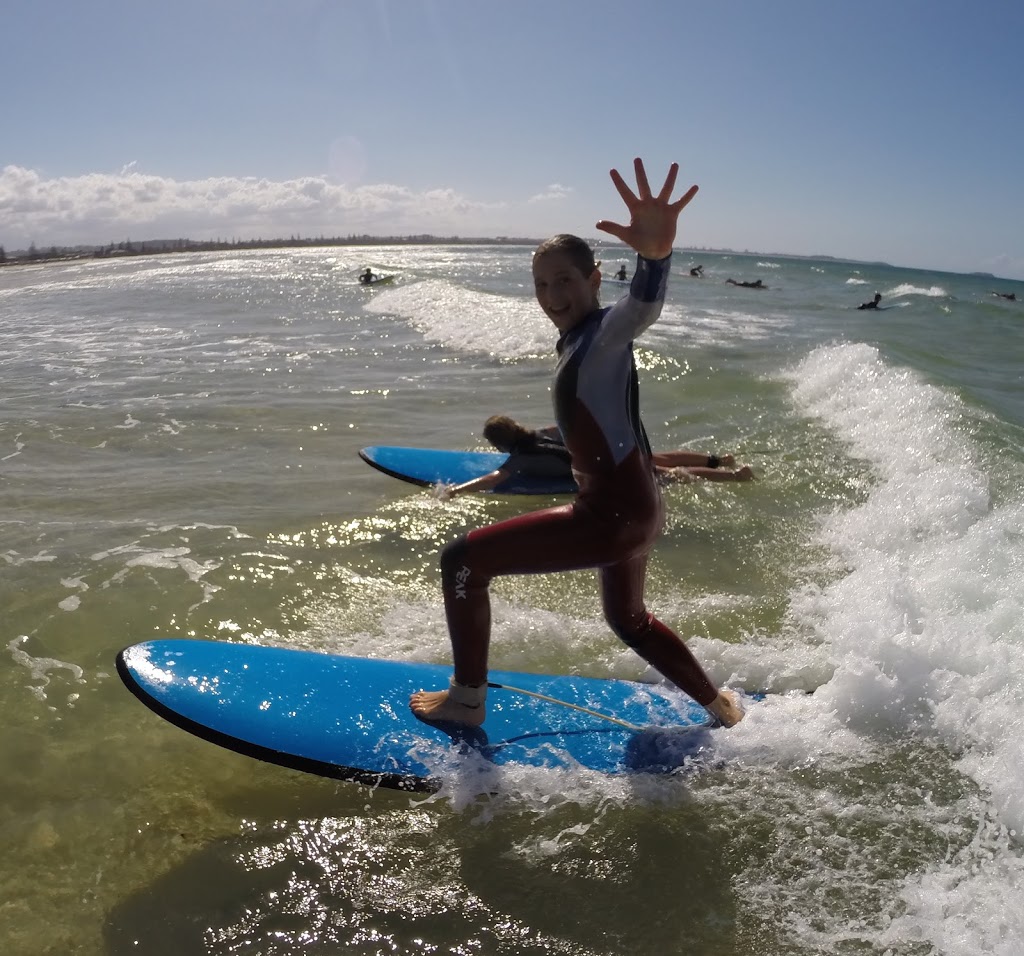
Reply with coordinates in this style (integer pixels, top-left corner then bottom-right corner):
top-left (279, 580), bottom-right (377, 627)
top-left (363, 279), bottom-right (554, 361)
top-left (114, 413), bottom-right (141, 429)
top-left (2, 548), bottom-right (57, 566)
top-left (778, 340), bottom-right (1024, 950)
top-left (880, 816), bottom-right (1024, 955)
top-left (1, 434), bottom-right (25, 461)
top-left (650, 306), bottom-right (795, 348)
top-left (91, 543), bottom-right (222, 587)
top-left (7, 636), bottom-right (85, 703)
top-left (887, 283), bottom-right (948, 298)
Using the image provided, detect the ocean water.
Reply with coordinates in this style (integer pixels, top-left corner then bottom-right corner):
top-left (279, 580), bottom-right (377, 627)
top-left (1, 244), bottom-right (1023, 955)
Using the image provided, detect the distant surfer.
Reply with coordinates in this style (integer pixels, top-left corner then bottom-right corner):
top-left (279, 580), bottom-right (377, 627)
top-left (858, 292), bottom-right (883, 310)
top-left (437, 415), bottom-right (753, 497)
top-left (689, 264), bottom-right (704, 277)
top-left (726, 278), bottom-right (764, 289)
top-left (992, 291), bottom-right (1017, 301)
top-left (358, 268), bottom-right (377, 284)
top-left (409, 158), bottom-right (745, 730)
top-left (614, 264), bottom-right (628, 280)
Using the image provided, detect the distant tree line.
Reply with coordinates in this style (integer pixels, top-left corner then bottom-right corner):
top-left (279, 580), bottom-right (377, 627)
top-left (0, 234), bottom-right (545, 267)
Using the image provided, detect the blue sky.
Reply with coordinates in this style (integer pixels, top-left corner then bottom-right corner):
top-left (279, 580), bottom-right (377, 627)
top-left (3, 0), bottom-right (1023, 278)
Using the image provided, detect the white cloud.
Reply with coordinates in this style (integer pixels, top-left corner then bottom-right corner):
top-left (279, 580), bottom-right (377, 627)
top-left (0, 165), bottom-right (514, 248)
top-left (528, 183), bottom-right (573, 204)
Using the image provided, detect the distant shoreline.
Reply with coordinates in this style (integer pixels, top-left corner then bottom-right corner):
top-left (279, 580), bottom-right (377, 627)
top-left (0, 234), bottom-right (546, 269)
top-left (0, 233), bottom-right (895, 271)
top-left (2, 234), bottom-right (1011, 281)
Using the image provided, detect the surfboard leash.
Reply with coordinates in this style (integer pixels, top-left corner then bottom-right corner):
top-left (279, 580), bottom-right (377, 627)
top-left (486, 681), bottom-right (643, 731)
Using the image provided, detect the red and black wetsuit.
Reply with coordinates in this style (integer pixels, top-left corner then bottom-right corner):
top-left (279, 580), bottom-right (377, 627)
top-left (441, 254), bottom-right (718, 706)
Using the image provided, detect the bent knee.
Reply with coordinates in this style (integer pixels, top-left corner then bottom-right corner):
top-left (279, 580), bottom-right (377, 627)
top-left (440, 534), bottom-right (491, 594)
top-left (440, 535), bottom-right (471, 583)
top-left (604, 609), bottom-right (654, 649)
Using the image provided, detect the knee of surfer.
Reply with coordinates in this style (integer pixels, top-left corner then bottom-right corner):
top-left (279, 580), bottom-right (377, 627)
top-left (605, 607), bottom-right (664, 651)
top-left (604, 614), bottom-right (646, 649)
top-left (439, 536), bottom-right (468, 575)
top-left (410, 677), bottom-right (487, 727)
top-left (705, 690), bottom-right (744, 728)
top-left (440, 537), bottom-right (477, 598)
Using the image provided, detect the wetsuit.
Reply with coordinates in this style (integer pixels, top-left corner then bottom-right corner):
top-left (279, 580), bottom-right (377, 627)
top-left (440, 254), bottom-right (718, 706)
top-left (500, 433), bottom-right (573, 482)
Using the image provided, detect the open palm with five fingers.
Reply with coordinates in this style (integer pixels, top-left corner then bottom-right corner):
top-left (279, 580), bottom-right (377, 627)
top-left (596, 158), bottom-right (698, 261)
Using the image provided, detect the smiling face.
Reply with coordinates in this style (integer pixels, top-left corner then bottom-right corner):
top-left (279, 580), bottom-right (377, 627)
top-left (532, 247), bottom-right (601, 333)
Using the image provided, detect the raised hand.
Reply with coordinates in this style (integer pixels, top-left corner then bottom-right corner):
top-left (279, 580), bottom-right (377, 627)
top-left (595, 158), bottom-right (698, 261)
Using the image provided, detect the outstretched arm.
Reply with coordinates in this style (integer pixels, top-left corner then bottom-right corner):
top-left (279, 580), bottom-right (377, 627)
top-left (652, 450), bottom-right (736, 469)
top-left (596, 158), bottom-right (698, 260)
top-left (437, 468), bottom-right (508, 499)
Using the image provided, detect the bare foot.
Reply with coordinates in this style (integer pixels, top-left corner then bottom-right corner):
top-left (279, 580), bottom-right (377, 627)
top-left (719, 453), bottom-right (736, 467)
top-left (705, 690), bottom-right (744, 727)
top-left (735, 465), bottom-right (755, 481)
top-left (410, 687), bottom-right (486, 726)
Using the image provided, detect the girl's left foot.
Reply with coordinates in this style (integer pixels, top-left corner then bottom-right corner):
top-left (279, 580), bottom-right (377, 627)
top-left (410, 680), bottom-right (487, 726)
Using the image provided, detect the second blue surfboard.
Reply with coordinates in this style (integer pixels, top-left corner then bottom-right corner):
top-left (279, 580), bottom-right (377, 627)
top-left (359, 445), bottom-right (577, 495)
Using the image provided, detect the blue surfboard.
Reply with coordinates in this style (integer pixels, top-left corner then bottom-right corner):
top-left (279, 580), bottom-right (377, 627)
top-left (116, 640), bottom-right (731, 793)
top-left (359, 445), bottom-right (577, 496)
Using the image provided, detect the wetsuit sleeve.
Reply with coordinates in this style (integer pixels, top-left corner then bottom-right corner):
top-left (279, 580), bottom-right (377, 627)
top-left (596, 254), bottom-right (671, 348)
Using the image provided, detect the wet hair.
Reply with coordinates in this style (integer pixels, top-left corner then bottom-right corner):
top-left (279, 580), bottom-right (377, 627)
top-left (533, 234), bottom-right (597, 277)
top-left (482, 415), bottom-right (533, 453)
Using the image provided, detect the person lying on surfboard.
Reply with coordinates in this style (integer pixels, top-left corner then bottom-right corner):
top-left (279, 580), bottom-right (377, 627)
top-left (725, 278), bottom-right (764, 289)
top-left (434, 416), bottom-right (573, 498)
top-left (410, 157), bottom-right (745, 729)
top-left (435, 414), bottom-right (753, 498)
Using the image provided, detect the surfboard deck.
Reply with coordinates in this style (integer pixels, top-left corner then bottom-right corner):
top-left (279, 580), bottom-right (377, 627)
top-left (116, 640), bottom-right (734, 793)
top-left (359, 445), bottom-right (577, 495)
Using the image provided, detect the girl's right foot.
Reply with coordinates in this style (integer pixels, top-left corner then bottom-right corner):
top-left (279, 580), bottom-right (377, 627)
top-left (705, 690), bottom-right (744, 727)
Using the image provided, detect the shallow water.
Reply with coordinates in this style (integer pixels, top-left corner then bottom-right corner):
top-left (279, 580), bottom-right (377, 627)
top-left (2, 245), bottom-right (1023, 954)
